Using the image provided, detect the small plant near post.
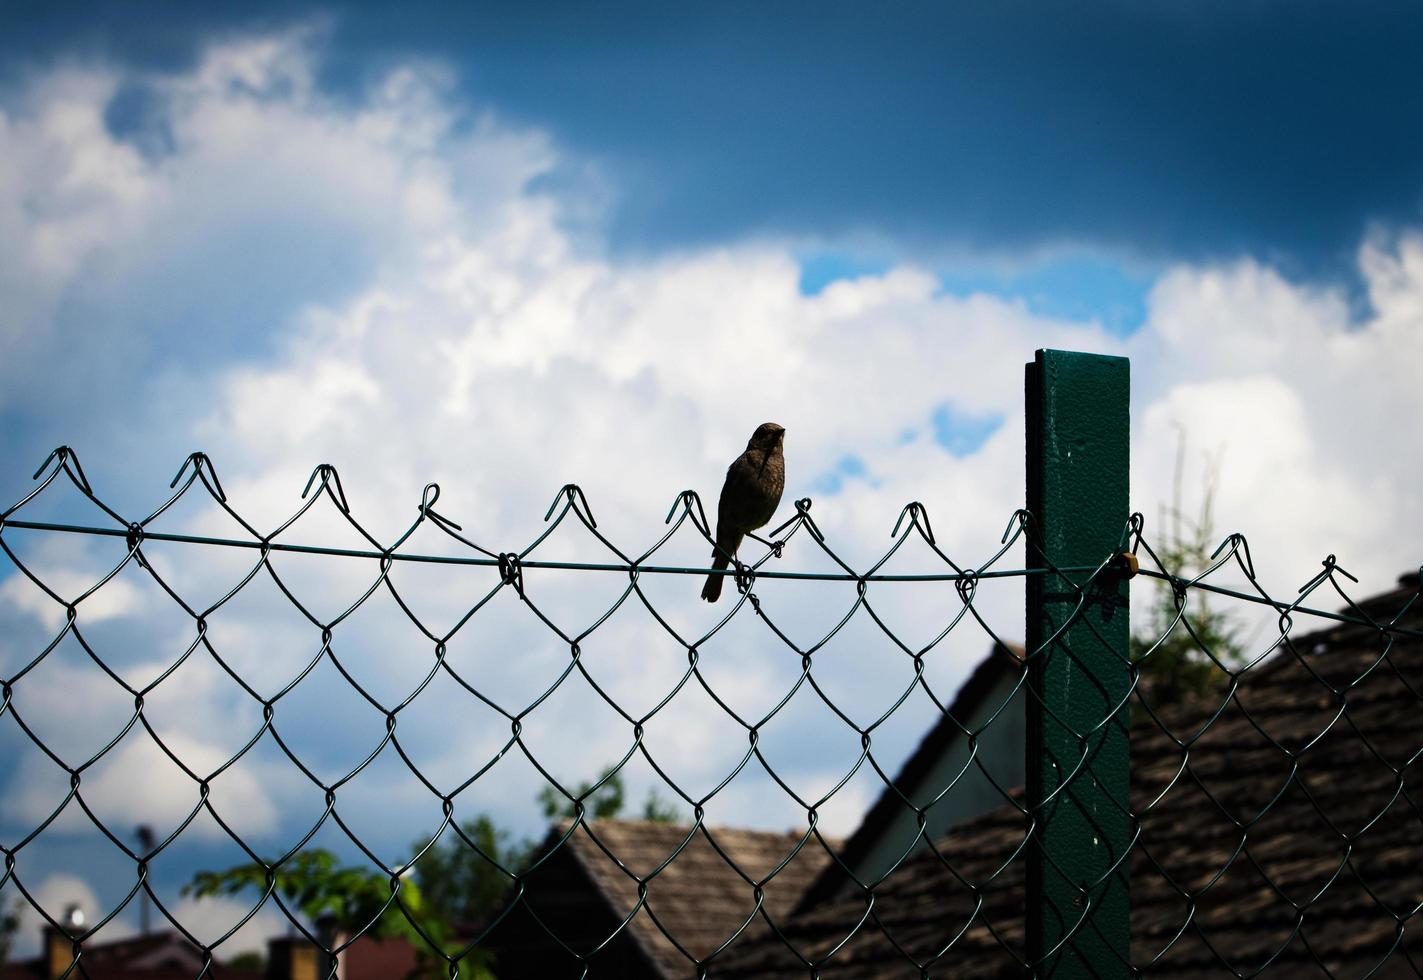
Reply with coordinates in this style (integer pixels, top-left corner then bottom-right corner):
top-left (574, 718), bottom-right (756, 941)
top-left (1131, 427), bottom-right (1243, 708)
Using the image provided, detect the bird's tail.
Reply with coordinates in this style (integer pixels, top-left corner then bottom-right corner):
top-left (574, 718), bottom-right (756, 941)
top-left (700, 554), bottom-right (728, 603)
top-left (700, 530), bottom-right (743, 602)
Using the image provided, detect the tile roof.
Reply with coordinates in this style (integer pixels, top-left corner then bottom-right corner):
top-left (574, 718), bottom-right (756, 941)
top-left (716, 573), bottom-right (1423, 978)
top-left (522, 818), bottom-right (841, 978)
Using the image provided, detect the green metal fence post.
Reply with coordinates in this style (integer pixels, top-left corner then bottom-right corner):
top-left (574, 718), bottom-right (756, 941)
top-left (1024, 349), bottom-right (1132, 979)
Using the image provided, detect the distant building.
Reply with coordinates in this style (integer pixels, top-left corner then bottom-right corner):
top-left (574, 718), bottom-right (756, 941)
top-left (488, 820), bottom-right (839, 978)
top-left (0, 927), bottom-right (432, 980)
top-left (266, 933), bottom-right (421, 980)
top-left (0, 928), bottom-right (258, 980)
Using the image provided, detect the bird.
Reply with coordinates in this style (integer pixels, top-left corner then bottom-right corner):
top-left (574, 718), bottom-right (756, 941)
top-left (701, 422), bottom-right (786, 602)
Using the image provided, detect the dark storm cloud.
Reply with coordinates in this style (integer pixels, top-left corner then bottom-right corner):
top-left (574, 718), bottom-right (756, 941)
top-left (7, 0), bottom-right (1423, 278)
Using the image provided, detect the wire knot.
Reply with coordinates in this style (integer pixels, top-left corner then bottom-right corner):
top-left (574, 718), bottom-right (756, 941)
top-left (125, 522), bottom-right (149, 569)
top-left (498, 553), bottom-right (525, 597)
top-left (733, 558), bottom-right (754, 596)
top-left (956, 569), bottom-right (980, 604)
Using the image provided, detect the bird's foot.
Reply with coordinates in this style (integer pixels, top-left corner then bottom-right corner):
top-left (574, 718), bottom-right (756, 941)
top-left (747, 531), bottom-right (785, 557)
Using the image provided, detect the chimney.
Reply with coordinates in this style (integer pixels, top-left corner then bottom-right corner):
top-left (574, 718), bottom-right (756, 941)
top-left (45, 904), bottom-right (85, 979)
top-left (265, 937), bottom-right (321, 980)
top-left (43, 928), bottom-right (72, 980)
top-left (264, 913), bottom-right (348, 980)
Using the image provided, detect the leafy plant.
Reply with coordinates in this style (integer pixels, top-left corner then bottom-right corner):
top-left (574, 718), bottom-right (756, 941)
top-left (537, 765), bottom-right (626, 820)
top-left (185, 850), bottom-right (489, 979)
top-left (1130, 430), bottom-right (1244, 707)
top-left (187, 764), bottom-right (677, 978)
top-left (641, 787), bottom-right (679, 823)
top-left (537, 766), bottom-right (679, 823)
top-left (224, 950), bottom-right (266, 972)
top-left (411, 815), bottom-right (530, 935)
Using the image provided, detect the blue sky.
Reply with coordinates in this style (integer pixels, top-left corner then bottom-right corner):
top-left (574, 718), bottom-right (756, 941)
top-left (7, 2), bottom-right (1423, 277)
top-left (2, 1), bottom-right (1422, 962)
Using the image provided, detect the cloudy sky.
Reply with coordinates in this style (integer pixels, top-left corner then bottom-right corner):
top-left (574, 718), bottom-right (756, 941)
top-left (2, 1), bottom-right (1422, 963)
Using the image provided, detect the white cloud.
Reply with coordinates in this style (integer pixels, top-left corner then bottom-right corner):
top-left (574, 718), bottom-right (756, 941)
top-left (0, 68), bottom-right (152, 340)
top-left (168, 893), bottom-right (287, 957)
top-left (27, 872), bottom-right (102, 925)
top-left (0, 567), bottom-right (146, 632)
top-left (91, 730), bottom-right (279, 837)
top-left (1, 640), bottom-right (283, 843)
top-left (3, 727), bottom-right (279, 843)
top-left (1127, 253), bottom-right (1423, 593)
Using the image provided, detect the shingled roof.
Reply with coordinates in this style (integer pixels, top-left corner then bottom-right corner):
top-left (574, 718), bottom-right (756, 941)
top-left (492, 819), bottom-right (840, 978)
top-left (716, 572), bottom-right (1423, 978)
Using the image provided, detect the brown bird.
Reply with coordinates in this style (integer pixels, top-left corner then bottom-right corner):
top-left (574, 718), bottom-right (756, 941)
top-left (701, 422), bottom-right (786, 602)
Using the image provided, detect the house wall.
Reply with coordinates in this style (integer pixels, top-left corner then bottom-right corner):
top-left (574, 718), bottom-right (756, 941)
top-left (852, 675), bottom-right (1025, 884)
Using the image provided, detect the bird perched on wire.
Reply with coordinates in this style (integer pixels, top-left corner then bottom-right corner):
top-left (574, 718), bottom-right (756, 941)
top-left (701, 422), bottom-right (786, 602)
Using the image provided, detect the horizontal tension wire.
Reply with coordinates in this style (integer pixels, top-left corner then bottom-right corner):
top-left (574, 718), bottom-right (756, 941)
top-left (3, 518), bottom-right (1076, 583)
top-left (7, 520), bottom-right (1418, 638)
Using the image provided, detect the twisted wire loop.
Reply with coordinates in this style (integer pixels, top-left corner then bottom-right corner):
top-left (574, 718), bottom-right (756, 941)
top-left (1, 450), bottom-right (1420, 979)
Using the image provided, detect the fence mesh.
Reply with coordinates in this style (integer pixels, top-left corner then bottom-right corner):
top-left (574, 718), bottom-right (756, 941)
top-left (0, 447), bottom-right (1420, 979)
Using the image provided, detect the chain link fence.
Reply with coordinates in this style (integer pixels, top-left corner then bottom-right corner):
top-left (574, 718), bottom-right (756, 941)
top-left (1, 351), bottom-right (1420, 980)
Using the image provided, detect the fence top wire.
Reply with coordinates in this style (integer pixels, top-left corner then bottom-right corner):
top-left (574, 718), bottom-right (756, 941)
top-left (2, 447), bottom-right (1417, 637)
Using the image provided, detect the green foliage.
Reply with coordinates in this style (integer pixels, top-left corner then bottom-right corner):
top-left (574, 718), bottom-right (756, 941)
top-left (641, 787), bottom-right (679, 823)
top-left (1130, 432), bottom-right (1244, 707)
top-left (537, 765), bottom-right (626, 820)
top-left (412, 816), bottom-right (531, 932)
top-left (184, 851), bottom-right (488, 979)
top-left (186, 850), bottom-right (415, 939)
top-left (187, 764), bottom-right (678, 978)
top-left (536, 766), bottom-right (679, 824)
top-left (223, 950), bottom-right (266, 973)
